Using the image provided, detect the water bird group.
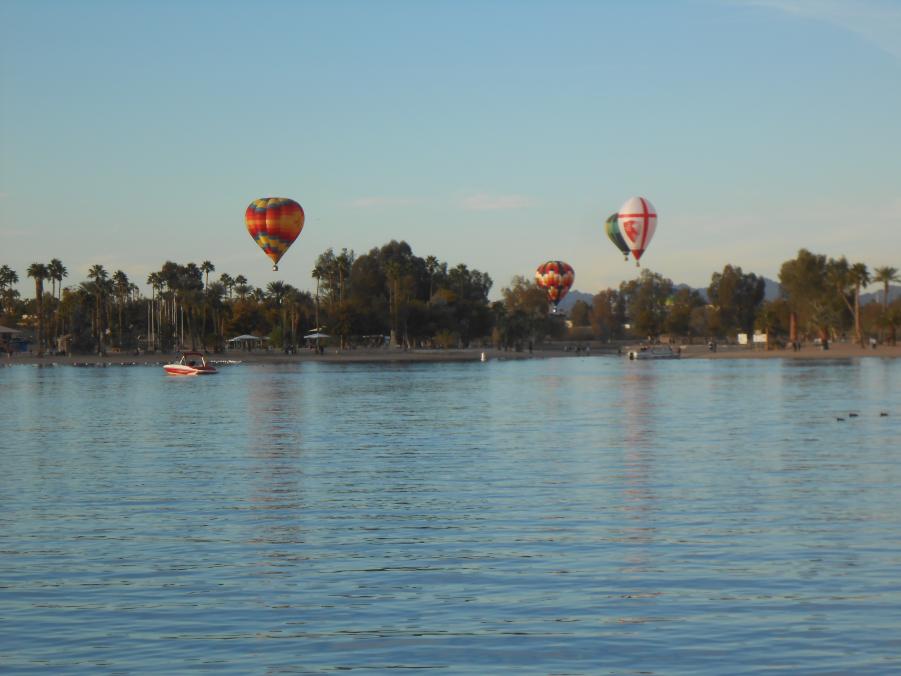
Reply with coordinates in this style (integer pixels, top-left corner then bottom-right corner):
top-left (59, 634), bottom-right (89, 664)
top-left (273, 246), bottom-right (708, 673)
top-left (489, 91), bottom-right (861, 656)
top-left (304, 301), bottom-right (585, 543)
top-left (835, 411), bottom-right (890, 421)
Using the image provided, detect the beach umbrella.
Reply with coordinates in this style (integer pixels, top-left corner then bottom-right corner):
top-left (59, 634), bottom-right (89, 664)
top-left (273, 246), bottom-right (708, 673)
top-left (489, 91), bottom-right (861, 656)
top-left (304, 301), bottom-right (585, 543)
top-left (535, 261), bottom-right (575, 309)
top-left (245, 197), bottom-right (305, 271)
top-left (604, 212), bottom-right (631, 261)
top-left (617, 196), bottom-right (657, 266)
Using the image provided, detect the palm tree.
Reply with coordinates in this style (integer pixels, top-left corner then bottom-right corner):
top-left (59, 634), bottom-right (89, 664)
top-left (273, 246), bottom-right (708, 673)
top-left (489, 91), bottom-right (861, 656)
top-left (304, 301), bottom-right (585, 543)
top-left (849, 263), bottom-right (870, 347)
top-left (872, 266), bottom-right (899, 343)
top-left (204, 282), bottom-right (226, 348)
top-left (47, 259), bottom-right (67, 346)
top-left (112, 270), bottom-right (130, 347)
top-left (219, 272), bottom-right (234, 300)
top-left (336, 248), bottom-right (354, 303)
top-left (201, 260), bottom-right (215, 289)
top-left (146, 272), bottom-right (163, 351)
top-left (27, 263), bottom-right (49, 355)
top-left (48, 258), bottom-right (67, 300)
top-left (267, 281), bottom-right (289, 347)
top-left (425, 255), bottom-right (438, 306)
top-left (826, 257), bottom-right (863, 344)
top-left (872, 266), bottom-right (899, 311)
top-left (384, 260), bottom-right (401, 345)
top-left (0, 265), bottom-right (19, 317)
top-left (87, 264), bottom-right (109, 353)
top-left (311, 263), bottom-right (324, 333)
top-left (235, 275), bottom-right (249, 301)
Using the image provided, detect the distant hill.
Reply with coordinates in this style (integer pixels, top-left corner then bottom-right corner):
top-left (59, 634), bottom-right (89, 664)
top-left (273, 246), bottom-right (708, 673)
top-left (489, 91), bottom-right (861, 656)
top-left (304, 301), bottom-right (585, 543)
top-left (555, 290), bottom-right (594, 312)
top-left (762, 277), bottom-right (781, 301)
top-left (556, 281), bottom-right (898, 313)
top-left (862, 285), bottom-right (901, 305)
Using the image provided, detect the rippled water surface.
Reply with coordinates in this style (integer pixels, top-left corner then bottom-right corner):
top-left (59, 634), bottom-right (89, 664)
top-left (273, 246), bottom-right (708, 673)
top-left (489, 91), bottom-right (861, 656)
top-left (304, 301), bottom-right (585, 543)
top-left (2, 357), bottom-right (900, 674)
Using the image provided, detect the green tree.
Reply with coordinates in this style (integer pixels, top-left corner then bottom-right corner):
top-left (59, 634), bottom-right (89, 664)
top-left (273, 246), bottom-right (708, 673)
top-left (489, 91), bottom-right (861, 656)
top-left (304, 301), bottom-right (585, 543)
top-left (849, 262), bottom-right (870, 347)
top-left (0, 265), bottom-right (20, 319)
top-left (219, 272), bottom-right (234, 300)
top-left (499, 275), bottom-right (550, 349)
top-left (569, 300), bottom-right (591, 327)
top-left (707, 265), bottom-right (765, 338)
top-left (665, 287), bottom-right (705, 340)
top-left (590, 289), bottom-right (626, 341)
top-left (47, 258), bottom-right (67, 346)
top-left (112, 270), bottom-right (130, 347)
top-left (619, 269), bottom-right (673, 338)
top-left (267, 280), bottom-right (289, 347)
top-left (825, 257), bottom-right (869, 346)
top-left (201, 260), bottom-right (215, 289)
top-left (755, 299), bottom-right (791, 343)
top-left (779, 249), bottom-right (831, 341)
top-left (872, 266), bottom-right (899, 342)
top-left (872, 266), bottom-right (899, 311)
top-left (27, 263), bottom-right (49, 354)
top-left (425, 255), bottom-right (439, 305)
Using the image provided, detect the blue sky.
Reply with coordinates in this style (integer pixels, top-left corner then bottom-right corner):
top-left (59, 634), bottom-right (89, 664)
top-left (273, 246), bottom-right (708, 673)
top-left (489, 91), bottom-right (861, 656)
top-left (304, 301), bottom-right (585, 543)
top-left (1, 0), bottom-right (899, 299)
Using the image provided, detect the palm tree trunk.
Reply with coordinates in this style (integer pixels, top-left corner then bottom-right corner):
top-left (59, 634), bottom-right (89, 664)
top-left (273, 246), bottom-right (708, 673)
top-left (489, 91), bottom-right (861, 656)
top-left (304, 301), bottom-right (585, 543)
top-left (34, 281), bottom-right (43, 356)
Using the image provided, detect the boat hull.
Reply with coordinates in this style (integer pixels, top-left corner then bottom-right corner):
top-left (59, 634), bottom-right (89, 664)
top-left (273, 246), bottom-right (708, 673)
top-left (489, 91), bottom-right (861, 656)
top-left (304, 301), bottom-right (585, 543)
top-left (163, 364), bottom-right (217, 376)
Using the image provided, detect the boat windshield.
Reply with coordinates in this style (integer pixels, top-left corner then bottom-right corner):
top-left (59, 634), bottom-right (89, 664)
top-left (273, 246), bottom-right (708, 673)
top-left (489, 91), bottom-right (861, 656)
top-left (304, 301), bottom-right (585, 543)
top-left (177, 354), bottom-right (205, 367)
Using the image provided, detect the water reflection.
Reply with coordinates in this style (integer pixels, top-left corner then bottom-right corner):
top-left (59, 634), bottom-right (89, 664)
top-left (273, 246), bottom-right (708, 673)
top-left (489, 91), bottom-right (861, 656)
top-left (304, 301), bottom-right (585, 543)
top-left (1, 358), bottom-right (900, 674)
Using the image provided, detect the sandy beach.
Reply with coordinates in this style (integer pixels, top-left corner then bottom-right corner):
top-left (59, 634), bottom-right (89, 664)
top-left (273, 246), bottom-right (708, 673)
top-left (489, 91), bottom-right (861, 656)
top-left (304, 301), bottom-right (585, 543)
top-left (3, 342), bottom-right (899, 367)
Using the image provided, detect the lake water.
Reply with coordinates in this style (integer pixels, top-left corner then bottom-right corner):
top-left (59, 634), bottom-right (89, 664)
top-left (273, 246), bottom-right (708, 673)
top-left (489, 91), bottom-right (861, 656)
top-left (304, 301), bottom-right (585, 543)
top-left (2, 356), bottom-right (900, 674)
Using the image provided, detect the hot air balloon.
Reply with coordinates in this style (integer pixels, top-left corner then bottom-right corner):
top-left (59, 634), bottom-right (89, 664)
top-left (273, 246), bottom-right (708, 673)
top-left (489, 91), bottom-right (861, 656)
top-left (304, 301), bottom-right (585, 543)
top-left (617, 196), bottom-right (657, 266)
top-left (245, 197), bottom-right (305, 271)
top-left (604, 212), bottom-right (631, 261)
top-left (535, 261), bottom-right (575, 310)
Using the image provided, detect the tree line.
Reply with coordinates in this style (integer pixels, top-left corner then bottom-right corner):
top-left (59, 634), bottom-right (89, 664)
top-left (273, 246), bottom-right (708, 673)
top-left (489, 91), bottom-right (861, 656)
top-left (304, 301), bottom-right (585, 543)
top-left (1, 246), bottom-right (898, 356)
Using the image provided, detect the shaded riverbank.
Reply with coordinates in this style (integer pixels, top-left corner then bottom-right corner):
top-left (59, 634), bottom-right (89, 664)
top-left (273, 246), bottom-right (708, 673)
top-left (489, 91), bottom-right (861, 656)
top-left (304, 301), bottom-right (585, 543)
top-left (3, 341), bottom-right (899, 366)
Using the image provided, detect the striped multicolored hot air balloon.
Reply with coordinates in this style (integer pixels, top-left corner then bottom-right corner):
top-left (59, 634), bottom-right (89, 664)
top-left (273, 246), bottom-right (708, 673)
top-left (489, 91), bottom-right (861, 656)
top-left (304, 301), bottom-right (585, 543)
top-left (245, 197), bottom-right (305, 271)
top-left (535, 261), bottom-right (575, 308)
top-left (604, 212), bottom-right (631, 262)
top-left (617, 196), bottom-right (657, 266)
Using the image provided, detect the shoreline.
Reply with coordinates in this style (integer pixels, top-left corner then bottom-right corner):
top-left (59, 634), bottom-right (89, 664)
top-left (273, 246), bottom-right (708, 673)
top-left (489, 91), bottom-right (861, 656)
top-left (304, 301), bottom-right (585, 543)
top-left (3, 342), bottom-right (899, 367)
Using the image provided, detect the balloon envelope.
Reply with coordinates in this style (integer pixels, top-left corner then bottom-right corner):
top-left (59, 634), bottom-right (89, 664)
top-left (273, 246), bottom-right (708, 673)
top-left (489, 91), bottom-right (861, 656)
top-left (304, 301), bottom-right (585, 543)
top-left (245, 197), bottom-right (305, 270)
top-left (617, 196), bottom-right (657, 263)
top-left (604, 212), bottom-right (631, 261)
top-left (535, 261), bottom-right (575, 307)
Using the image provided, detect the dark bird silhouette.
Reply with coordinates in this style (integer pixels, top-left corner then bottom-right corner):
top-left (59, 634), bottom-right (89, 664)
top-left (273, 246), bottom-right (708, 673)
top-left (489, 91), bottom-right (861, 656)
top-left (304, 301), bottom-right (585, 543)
top-left (836, 417), bottom-right (845, 421)
top-left (849, 413), bottom-right (859, 418)
top-left (880, 412), bottom-right (888, 417)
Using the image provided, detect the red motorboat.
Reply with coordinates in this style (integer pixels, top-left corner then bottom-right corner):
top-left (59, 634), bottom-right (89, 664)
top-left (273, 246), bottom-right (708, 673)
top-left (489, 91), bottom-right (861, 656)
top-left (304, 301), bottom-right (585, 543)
top-left (163, 351), bottom-right (218, 376)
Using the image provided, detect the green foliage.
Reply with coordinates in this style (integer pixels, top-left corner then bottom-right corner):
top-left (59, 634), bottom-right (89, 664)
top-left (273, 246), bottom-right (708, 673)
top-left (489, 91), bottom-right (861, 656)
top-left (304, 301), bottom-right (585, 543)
top-left (569, 300), bottom-right (591, 327)
top-left (2, 245), bottom-right (893, 354)
top-left (707, 265), bottom-right (765, 337)
top-left (665, 287), bottom-right (705, 338)
top-left (619, 270), bottom-right (673, 338)
top-left (590, 289), bottom-right (626, 340)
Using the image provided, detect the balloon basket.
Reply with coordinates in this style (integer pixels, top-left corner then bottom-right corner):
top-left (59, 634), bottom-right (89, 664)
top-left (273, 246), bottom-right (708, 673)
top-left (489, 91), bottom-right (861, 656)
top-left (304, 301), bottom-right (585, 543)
top-left (272, 264), bottom-right (279, 272)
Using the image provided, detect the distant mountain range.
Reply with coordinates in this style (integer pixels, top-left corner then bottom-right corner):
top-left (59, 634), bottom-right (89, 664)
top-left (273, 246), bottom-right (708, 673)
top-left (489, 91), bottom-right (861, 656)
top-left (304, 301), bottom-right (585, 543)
top-left (556, 279), bottom-right (900, 312)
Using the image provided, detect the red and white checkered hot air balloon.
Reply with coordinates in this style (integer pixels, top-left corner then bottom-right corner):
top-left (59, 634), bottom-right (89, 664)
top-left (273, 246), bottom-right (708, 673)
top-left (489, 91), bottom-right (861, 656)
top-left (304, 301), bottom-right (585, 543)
top-left (535, 261), bottom-right (575, 310)
top-left (617, 196), bottom-right (657, 266)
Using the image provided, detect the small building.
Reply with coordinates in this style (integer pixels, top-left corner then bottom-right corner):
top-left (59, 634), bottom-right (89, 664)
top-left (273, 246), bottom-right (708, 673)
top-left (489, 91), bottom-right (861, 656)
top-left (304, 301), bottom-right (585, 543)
top-left (738, 331), bottom-right (771, 349)
top-left (227, 334), bottom-right (268, 351)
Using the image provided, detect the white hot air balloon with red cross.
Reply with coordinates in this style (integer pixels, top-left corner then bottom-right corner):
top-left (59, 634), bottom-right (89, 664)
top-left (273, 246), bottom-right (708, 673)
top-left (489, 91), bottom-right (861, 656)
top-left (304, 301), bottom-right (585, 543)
top-left (617, 196), bottom-right (657, 266)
